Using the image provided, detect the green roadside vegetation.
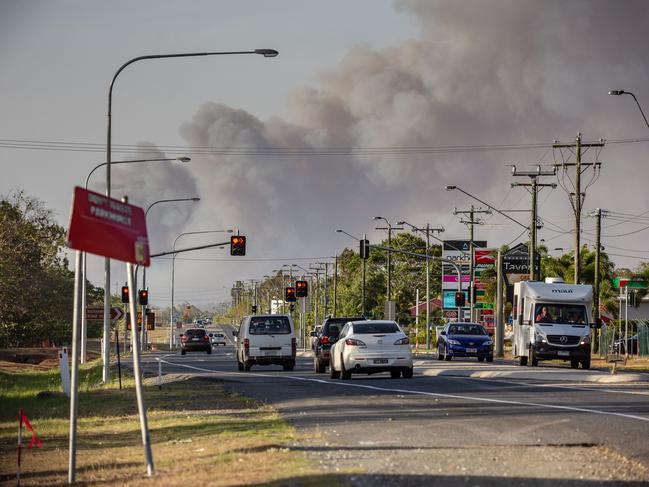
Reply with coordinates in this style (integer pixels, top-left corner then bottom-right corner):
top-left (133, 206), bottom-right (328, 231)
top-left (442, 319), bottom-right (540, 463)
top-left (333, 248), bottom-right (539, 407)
top-left (0, 359), bottom-right (342, 486)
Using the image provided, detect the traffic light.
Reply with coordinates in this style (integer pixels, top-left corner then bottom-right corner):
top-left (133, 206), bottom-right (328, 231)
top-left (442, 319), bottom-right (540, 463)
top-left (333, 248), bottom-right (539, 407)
top-left (230, 235), bottom-right (246, 256)
top-left (454, 291), bottom-right (466, 307)
top-left (289, 304), bottom-right (295, 312)
top-left (251, 305), bottom-right (258, 314)
top-left (121, 285), bottom-right (129, 303)
top-left (138, 289), bottom-right (149, 306)
top-left (295, 280), bottom-right (308, 297)
top-left (629, 290), bottom-right (637, 307)
top-left (285, 286), bottom-right (296, 302)
top-left (360, 239), bottom-right (370, 259)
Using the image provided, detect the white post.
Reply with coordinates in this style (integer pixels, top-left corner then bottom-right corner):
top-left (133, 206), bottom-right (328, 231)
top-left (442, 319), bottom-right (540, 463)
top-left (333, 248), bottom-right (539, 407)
top-left (127, 262), bottom-right (154, 475)
top-left (59, 347), bottom-right (71, 397)
top-left (68, 250), bottom-right (83, 484)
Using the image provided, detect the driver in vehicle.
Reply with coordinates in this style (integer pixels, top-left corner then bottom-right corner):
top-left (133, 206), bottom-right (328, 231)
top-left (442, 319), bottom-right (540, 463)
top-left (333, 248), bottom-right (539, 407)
top-left (535, 306), bottom-right (553, 323)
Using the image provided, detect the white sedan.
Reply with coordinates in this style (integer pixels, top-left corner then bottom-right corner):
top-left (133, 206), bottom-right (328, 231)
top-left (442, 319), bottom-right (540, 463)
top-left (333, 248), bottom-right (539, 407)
top-left (329, 320), bottom-right (413, 379)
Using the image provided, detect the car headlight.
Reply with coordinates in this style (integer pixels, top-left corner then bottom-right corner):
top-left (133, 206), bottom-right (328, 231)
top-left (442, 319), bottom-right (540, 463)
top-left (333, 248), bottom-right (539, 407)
top-left (534, 332), bottom-right (547, 343)
top-left (482, 340), bottom-right (493, 346)
top-left (447, 339), bottom-right (461, 345)
top-left (580, 335), bottom-right (591, 345)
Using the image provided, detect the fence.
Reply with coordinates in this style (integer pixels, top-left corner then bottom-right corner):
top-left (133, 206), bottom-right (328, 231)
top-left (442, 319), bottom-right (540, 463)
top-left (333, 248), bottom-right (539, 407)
top-left (599, 321), bottom-right (649, 358)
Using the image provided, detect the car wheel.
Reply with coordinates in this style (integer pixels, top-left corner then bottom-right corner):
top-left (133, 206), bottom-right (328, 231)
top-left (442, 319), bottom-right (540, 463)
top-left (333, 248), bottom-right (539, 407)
top-left (444, 346), bottom-right (452, 361)
top-left (207, 348), bottom-right (212, 355)
top-left (181, 349), bottom-right (186, 356)
top-left (529, 347), bottom-right (538, 367)
top-left (437, 346), bottom-right (444, 361)
top-left (570, 359), bottom-right (579, 369)
top-left (341, 356), bottom-right (352, 380)
top-left (390, 369), bottom-right (401, 379)
top-left (330, 361), bottom-right (340, 379)
top-left (237, 359), bottom-right (244, 371)
top-left (581, 358), bottom-right (591, 370)
top-left (283, 364), bottom-right (294, 371)
top-left (244, 362), bottom-right (251, 372)
top-left (402, 367), bottom-right (414, 379)
top-left (486, 356), bottom-right (494, 363)
top-left (314, 357), bottom-right (326, 374)
top-left (478, 357), bottom-right (485, 362)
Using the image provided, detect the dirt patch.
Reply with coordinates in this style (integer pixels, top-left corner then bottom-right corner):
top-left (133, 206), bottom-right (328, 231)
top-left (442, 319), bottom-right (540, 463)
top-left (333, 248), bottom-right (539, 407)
top-left (0, 348), bottom-right (99, 372)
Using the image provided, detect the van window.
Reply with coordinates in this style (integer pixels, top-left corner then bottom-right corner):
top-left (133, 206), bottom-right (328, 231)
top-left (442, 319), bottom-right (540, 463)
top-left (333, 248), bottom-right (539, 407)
top-left (249, 316), bottom-right (291, 335)
top-left (534, 304), bottom-right (587, 324)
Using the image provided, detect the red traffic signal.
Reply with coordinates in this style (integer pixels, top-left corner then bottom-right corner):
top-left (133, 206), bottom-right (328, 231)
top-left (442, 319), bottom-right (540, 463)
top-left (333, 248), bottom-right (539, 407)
top-left (295, 280), bottom-right (308, 297)
top-left (121, 285), bottom-right (129, 303)
top-left (138, 289), bottom-right (149, 306)
top-left (454, 291), bottom-right (466, 307)
top-left (230, 235), bottom-right (246, 256)
top-left (285, 286), bottom-right (296, 303)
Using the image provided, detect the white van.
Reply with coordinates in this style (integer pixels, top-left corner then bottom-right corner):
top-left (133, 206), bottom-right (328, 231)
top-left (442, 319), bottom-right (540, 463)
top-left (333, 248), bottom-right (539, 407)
top-left (512, 278), bottom-right (594, 369)
top-left (235, 315), bottom-right (296, 371)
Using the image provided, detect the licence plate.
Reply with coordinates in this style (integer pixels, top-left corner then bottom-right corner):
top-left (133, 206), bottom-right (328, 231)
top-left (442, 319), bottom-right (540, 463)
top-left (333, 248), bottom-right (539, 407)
top-left (557, 351), bottom-right (570, 357)
top-left (466, 348), bottom-right (477, 353)
top-left (373, 359), bottom-right (388, 364)
top-left (191, 338), bottom-right (200, 341)
top-left (264, 351), bottom-right (279, 356)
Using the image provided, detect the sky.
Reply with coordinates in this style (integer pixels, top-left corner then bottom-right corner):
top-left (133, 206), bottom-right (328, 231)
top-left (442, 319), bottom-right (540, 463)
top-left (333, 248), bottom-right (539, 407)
top-left (1, 0), bottom-right (649, 309)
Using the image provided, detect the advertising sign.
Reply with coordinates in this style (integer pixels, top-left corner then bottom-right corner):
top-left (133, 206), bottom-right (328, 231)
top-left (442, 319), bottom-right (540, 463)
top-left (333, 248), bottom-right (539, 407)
top-left (442, 240), bottom-right (486, 308)
top-left (67, 187), bottom-right (150, 266)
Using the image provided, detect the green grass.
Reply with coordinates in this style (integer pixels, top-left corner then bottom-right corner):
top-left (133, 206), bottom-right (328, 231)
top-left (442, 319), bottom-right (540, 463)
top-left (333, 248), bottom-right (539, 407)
top-left (0, 359), bottom-right (345, 486)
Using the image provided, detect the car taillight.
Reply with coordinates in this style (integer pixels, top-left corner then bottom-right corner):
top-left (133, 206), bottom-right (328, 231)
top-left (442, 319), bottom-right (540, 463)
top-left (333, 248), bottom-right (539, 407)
top-left (292, 337), bottom-right (297, 354)
top-left (345, 338), bottom-right (366, 346)
top-left (203, 335), bottom-right (209, 341)
top-left (394, 337), bottom-right (409, 345)
top-left (319, 335), bottom-right (330, 345)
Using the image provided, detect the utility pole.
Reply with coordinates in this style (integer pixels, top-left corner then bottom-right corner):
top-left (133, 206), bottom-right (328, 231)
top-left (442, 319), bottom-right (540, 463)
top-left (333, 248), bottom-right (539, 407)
top-left (374, 218), bottom-right (403, 320)
top-left (454, 206), bottom-right (490, 321)
top-left (362, 234), bottom-right (367, 317)
top-left (553, 133), bottom-right (604, 283)
top-left (496, 249), bottom-right (504, 357)
top-left (511, 165), bottom-right (556, 281)
top-left (333, 254), bottom-right (338, 316)
top-left (317, 262), bottom-right (330, 317)
top-left (593, 208), bottom-right (602, 353)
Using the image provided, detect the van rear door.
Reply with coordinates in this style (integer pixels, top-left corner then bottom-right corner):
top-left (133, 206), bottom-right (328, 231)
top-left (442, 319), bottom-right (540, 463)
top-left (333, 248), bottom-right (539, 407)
top-left (247, 316), bottom-right (293, 357)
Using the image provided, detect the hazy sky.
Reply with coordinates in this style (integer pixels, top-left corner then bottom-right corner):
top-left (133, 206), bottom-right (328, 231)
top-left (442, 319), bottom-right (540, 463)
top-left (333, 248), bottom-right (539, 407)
top-left (2, 0), bottom-right (648, 308)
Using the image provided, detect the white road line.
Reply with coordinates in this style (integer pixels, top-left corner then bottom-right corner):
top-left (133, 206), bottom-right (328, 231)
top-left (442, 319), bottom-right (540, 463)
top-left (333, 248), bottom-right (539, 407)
top-left (158, 359), bottom-right (649, 423)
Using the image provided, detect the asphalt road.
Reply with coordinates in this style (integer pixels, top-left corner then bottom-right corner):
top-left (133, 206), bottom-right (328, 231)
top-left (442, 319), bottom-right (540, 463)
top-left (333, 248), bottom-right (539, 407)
top-left (140, 325), bottom-right (649, 486)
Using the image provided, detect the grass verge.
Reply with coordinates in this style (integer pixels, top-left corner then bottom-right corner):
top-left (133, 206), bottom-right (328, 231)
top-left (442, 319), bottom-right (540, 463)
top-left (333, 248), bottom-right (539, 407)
top-left (0, 359), bottom-right (340, 486)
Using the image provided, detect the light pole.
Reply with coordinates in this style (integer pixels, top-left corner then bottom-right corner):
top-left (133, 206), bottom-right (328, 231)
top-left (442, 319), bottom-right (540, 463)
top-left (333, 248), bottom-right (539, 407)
top-left (101, 47), bottom-right (278, 395)
top-left (374, 218), bottom-right (403, 318)
top-left (171, 229), bottom-right (233, 347)
top-left (398, 221), bottom-right (445, 348)
top-left (82, 156), bottom-right (189, 369)
top-left (139, 197), bottom-right (200, 351)
top-left (336, 229), bottom-right (366, 316)
top-left (609, 90), bottom-right (649, 129)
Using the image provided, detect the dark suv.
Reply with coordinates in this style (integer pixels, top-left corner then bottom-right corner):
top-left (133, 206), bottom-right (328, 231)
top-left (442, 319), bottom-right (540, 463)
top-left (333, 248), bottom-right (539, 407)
top-left (313, 316), bottom-right (365, 373)
top-left (181, 328), bottom-right (212, 355)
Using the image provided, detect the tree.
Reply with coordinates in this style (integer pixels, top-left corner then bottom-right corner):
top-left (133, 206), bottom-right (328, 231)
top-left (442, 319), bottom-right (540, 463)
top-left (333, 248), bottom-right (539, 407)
top-left (0, 191), bottom-right (81, 347)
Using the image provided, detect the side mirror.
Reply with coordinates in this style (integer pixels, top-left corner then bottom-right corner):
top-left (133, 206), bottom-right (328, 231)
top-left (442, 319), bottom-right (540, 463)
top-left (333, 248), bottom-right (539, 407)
top-left (232, 331), bottom-right (237, 337)
top-left (590, 319), bottom-right (602, 329)
top-left (309, 331), bottom-right (318, 337)
top-left (517, 315), bottom-right (523, 326)
top-left (440, 330), bottom-right (446, 336)
top-left (208, 333), bottom-right (213, 337)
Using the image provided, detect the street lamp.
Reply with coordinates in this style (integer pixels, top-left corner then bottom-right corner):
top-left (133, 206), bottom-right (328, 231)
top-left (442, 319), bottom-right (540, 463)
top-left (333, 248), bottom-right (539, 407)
top-left (374, 217), bottom-right (403, 319)
top-left (336, 229), bottom-right (366, 316)
top-left (170, 229), bottom-right (233, 347)
top-left (609, 90), bottom-right (649, 129)
top-left (81, 156), bottom-right (190, 366)
top-left (100, 48), bottom-right (278, 390)
top-left (136, 197), bottom-right (200, 350)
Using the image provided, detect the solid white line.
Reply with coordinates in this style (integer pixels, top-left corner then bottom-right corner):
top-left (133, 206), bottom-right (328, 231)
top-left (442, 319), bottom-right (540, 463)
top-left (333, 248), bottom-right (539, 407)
top-left (158, 359), bottom-right (649, 423)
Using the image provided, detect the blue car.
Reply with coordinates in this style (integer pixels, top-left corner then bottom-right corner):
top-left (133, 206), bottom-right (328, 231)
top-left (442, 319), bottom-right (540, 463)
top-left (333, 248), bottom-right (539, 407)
top-left (437, 323), bottom-right (493, 362)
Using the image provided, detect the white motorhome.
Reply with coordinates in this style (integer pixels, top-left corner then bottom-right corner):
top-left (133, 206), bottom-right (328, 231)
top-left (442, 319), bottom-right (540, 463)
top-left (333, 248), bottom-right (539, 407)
top-left (512, 278), bottom-right (593, 369)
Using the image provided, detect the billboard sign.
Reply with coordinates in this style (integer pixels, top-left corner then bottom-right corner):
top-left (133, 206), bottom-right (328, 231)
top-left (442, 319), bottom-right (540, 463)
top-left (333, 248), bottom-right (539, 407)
top-left (67, 187), bottom-right (150, 266)
top-left (442, 240), bottom-right (486, 308)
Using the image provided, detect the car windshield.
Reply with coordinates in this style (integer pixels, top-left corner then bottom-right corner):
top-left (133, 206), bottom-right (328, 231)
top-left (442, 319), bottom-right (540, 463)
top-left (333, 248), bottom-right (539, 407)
top-left (534, 304), bottom-right (587, 324)
top-left (353, 322), bottom-right (400, 334)
top-left (325, 318), bottom-right (364, 336)
top-left (447, 324), bottom-right (487, 336)
top-left (185, 329), bottom-right (206, 337)
top-left (249, 316), bottom-right (291, 335)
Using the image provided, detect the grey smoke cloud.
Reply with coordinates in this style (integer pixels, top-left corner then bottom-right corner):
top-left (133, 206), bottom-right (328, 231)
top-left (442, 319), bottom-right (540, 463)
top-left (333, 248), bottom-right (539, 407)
top-left (133, 0), bottom-right (649, 305)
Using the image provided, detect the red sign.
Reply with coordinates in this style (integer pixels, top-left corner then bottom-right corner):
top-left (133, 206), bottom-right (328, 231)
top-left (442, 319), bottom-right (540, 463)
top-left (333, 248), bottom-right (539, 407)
top-left (67, 187), bottom-right (150, 266)
top-left (474, 249), bottom-right (496, 265)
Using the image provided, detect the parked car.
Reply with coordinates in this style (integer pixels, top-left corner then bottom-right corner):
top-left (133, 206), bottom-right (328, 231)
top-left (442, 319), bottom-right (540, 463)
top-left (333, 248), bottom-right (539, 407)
top-left (313, 316), bottom-right (365, 373)
top-left (181, 328), bottom-right (212, 355)
top-left (209, 332), bottom-right (227, 347)
top-left (234, 315), bottom-right (296, 371)
top-left (329, 320), bottom-right (413, 379)
top-left (437, 322), bottom-right (493, 362)
top-left (310, 326), bottom-right (322, 351)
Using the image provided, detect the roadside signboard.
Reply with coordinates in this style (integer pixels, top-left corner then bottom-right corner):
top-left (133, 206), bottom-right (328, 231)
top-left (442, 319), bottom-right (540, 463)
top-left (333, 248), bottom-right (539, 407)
top-left (86, 306), bottom-right (124, 322)
top-left (442, 240), bottom-right (487, 308)
top-left (66, 186), bottom-right (150, 266)
top-left (127, 311), bottom-right (155, 331)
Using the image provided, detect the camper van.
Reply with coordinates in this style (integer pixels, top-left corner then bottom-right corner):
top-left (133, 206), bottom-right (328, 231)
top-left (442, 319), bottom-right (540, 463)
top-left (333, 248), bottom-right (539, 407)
top-left (512, 278), bottom-right (593, 369)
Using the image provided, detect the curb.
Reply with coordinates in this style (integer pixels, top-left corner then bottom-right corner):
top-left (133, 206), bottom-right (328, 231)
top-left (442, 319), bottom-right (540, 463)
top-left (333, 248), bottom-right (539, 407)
top-left (416, 365), bottom-right (649, 384)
